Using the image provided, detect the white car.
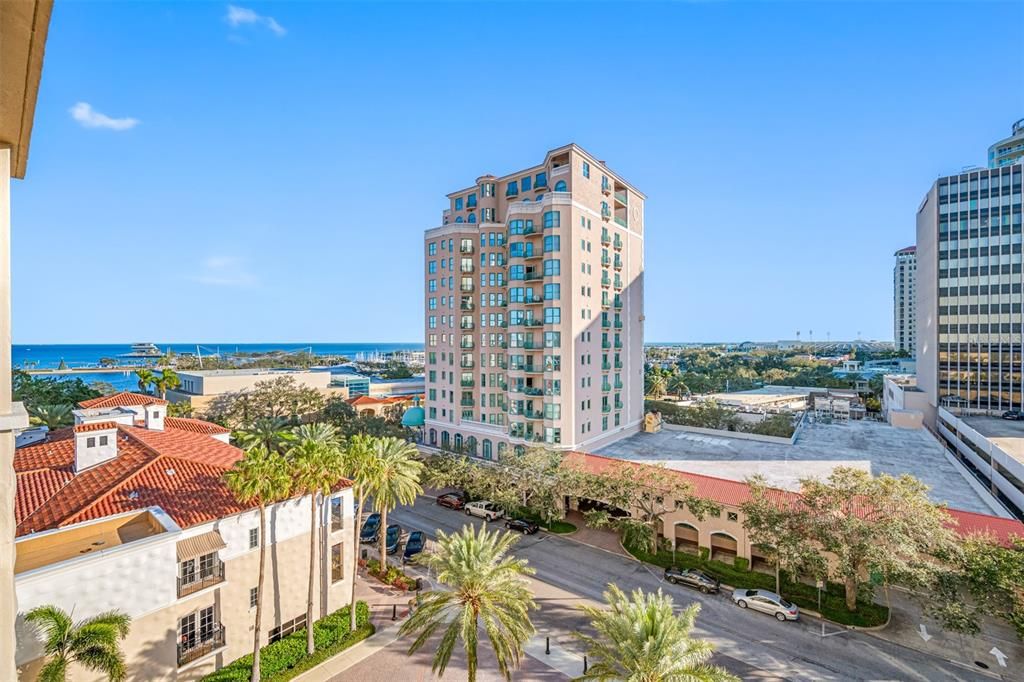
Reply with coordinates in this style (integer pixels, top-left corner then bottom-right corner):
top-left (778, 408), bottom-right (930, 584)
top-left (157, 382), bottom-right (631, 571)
top-left (464, 500), bottom-right (504, 521)
top-left (731, 588), bottom-right (800, 621)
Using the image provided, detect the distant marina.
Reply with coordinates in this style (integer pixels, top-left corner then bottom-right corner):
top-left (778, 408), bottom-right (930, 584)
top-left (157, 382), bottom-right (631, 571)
top-left (13, 343), bottom-right (425, 391)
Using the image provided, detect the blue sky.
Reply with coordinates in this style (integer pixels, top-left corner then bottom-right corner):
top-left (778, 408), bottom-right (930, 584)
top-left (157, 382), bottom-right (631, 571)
top-left (11, 1), bottom-right (1024, 344)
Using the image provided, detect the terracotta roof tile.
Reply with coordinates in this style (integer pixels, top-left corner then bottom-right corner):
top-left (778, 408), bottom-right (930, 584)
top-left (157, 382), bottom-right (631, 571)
top-left (73, 421), bottom-right (119, 433)
top-left (78, 392), bottom-right (168, 409)
top-left (164, 417), bottom-right (231, 435)
top-left (349, 395), bottom-right (384, 406)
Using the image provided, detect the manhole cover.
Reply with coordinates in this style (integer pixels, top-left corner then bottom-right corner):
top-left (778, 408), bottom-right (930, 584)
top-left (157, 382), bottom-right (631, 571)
top-left (975, 661), bottom-right (990, 670)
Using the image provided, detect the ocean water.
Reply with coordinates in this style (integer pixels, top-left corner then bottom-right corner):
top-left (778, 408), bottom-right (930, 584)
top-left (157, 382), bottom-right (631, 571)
top-left (13, 343), bottom-right (424, 391)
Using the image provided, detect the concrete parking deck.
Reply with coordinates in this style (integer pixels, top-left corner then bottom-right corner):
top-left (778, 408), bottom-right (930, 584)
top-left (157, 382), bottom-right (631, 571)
top-left (596, 420), bottom-right (1002, 515)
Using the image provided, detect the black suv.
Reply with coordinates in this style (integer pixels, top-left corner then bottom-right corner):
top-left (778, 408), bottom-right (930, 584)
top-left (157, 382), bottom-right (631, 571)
top-left (1003, 410), bottom-right (1024, 421)
top-left (664, 567), bottom-right (720, 594)
top-left (505, 518), bottom-right (539, 535)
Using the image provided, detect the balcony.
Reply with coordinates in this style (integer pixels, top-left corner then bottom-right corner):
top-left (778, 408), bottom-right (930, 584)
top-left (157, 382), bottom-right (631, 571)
top-left (613, 257), bottom-right (622, 270)
top-left (601, 275), bottom-right (611, 288)
top-left (614, 277), bottom-right (623, 290)
top-left (509, 250), bottom-right (539, 261)
top-left (460, 340), bottom-right (475, 350)
top-left (613, 235), bottom-right (623, 250)
top-left (460, 301), bottom-right (475, 312)
top-left (461, 359), bottom-right (474, 369)
top-left (615, 401), bottom-right (624, 410)
top-left (614, 340), bottom-right (623, 349)
top-left (460, 284), bottom-right (474, 293)
top-left (600, 297), bottom-right (610, 309)
top-left (524, 272), bottom-right (544, 281)
top-left (534, 174), bottom-right (548, 190)
top-left (601, 178), bottom-right (612, 195)
top-left (601, 340), bottom-right (611, 349)
top-left (602, 382), bottom-right (611, 392)
top-left (601, 255), bottom-right (611, 267)
top-left (602, 404), bottom-right (611, 414)
top-left (601, 317), bottom-right (610, 329)
top-left (614, 216), bottom-right (628, 228)
top-left (613, 297), bottom-right (623, 309)
top-left (467, 198), bottom-right (478, 210)
top-left (614, 379), bottom-right (623, 389)
top-left (460, 321), bottom-right (474, 330)
top-left (523, 366), bottom-right (544, 374)
top-left (517, 386), bottom-right (544, 396)
top-left (525, 319), bottom-right (544, 328)
top-left (177, 560), bottom-right (225, 598)
top-left (522, 410), bottom-right (545, 420)
top-left (614, 359), bottom-right (623, 369)
top-left (520, 340), bottom-right (542, 350)
top-left (602, 361), bottom-right (611, 370)
top-left (178, 627), bottom-right (226, 667)
top-left (522, 295), bottom-right (544, 305)
top-left (460, 243), bottom-right (474, 254)
top-left (461, 379), bottom-right (475, 387)
top-left (460, 398), bottom-right (476, 407)
top-left (601, 206), bottom-right (611, 221)
top-left (601, 231), bottom-right (611, 245)
top-left (613, 190), bottom-right (628, 206)
top-left (461, 264), bottom-right (475, 274)
top-left (505, 187), bottom-right (519, 198)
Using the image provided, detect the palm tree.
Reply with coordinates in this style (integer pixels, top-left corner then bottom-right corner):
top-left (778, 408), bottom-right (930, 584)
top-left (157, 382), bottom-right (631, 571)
top-left (645, 372), bottom-right (667, 400)
top-left (574, 585), bottom-right (737, 682)
top-left (224, 446), bottom-right (292, 682)
top-left (235, 416), bottom-right (296, 454)
top-left (399, 525), bottom-right (536, 682)
top-left (151, 368), bottom-right (181, 400)
top-left (290, 424), bottom-right (343, 655)
top-left (134, 368), bottom-right (155, 394)
top-left (340, 434), bottom-right (379, 632)
top-left (366, 437), bottom-right (423, 570)
top-left (667, 374), bottom-right (690, 398)
top-left (25, 605), bottom-right (131, 682)
top-left (28, 404), bottom-right (73, 430)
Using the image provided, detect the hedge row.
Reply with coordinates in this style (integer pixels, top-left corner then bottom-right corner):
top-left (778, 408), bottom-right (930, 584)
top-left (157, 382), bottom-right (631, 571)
top-left (625, 543), bottom-right (888, 628)
top-left (203, 602), bottom-right (373, 682)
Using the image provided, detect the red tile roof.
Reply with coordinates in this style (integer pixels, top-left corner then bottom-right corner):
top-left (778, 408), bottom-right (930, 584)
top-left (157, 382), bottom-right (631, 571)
top-left (349, 395), bottom-right (385, 406)
top-left (78, 392), bottom-right (168, 409)
top-left (164, 417), bottom-right (231, 436)
top-left (15, 424), bottom-right (243, 536)
top-left (564, 451), bottom-right (1024, 546)
top-left (73, 421), bottom-right (119, 433)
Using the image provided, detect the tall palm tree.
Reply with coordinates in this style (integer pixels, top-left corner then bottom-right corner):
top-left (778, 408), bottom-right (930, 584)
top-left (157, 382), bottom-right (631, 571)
top-left (151, 368), bottom-right (181, 400)
top-left (134, 368), bottom-right (155, 394)
top-left (235, 416), bottom-right (296, 454)
top-left (27, 404), bottom-right (73, 431)
top-left (366, 437), bottom-right (423, 569)
top-left (645, 373), bottom-right (667, 400)
top-left (25, 605), bottom-right (131, 682)
top-left (400, 525), bottom-right (536, 682)
top-left (224, 446), bottom-right (292, 682)
top-left (574, 585), bottom-right (738, 682)
top-left (667, 374), bottom-right (690, 398)
top-left (290, 424), bottom-right (343, 656)
top-left (340, 434), bottom-right (379, 632)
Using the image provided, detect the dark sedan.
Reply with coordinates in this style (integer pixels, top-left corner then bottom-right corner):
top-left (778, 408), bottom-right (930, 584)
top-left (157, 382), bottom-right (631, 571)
top-left (359, 513), bottom-right (381, 543)
top-left (505, 518), bottom-right (539, 535)
top-left (403, 530), bottom-right (426, 563)
top-left (664, 567), bottom-right (720, 594)
top-left (437, 492), bottom-right (468, 510)
top-left (385, 524), bottom-right (402, 554)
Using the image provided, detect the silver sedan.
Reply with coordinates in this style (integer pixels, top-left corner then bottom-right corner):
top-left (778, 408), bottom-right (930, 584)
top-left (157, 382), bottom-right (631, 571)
top-left (731, 588), bottom-right (800, 621)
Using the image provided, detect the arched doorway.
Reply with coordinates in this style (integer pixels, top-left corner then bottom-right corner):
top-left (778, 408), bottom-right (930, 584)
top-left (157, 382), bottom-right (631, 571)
top-left (673, 522), bottom-right (700, 555)
top-left (453, 434), bottom-right (463, 452)
top-left (429, 428), bottom-right (437, 446)
top-left (441, 431), bottom-right (450, 449)
top-left (465, 436), bottom-right (477, 456)
top-left (482, 439), bottom-right (492, 460)
top-left (709, 531), bottom-right (738, 563)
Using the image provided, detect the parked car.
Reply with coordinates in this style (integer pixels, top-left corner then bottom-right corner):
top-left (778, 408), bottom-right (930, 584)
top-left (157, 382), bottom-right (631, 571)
top-left (437, 491), bottom-right (468, 510)
top-left (1003, 410), bottom-right (1024, 421)
top-left (385, 524), bottom-right (402, 554)
top-left (664, 567), bottom-right (720, 594)
top-left (359, 513), bottom-right (381, 543)
top-left (464, 500), bottom-right (504, 521)
top-left (505, 518), bottom-right (539, 535)
top-left (403, 530), bottom-right (426, 563)
top-left (731, 589), bottom-right (799, 621)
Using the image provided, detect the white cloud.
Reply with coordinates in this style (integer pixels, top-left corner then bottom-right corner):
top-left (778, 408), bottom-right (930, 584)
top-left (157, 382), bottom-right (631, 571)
top-left (69, 102), bottom-right (139, 131)
top-left (226, 5), bottom-right (286, 36)
top-left (190, 256), bottom-right (257, 288)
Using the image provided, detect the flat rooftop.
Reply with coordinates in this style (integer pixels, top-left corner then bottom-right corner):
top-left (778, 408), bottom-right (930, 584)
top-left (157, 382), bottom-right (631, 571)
top-left (962, 416), bottom-right (1024, 463)
top-left (181, 368), bottom-right (316, 377)
top-left (596, 420), bottom-right (1004, 516)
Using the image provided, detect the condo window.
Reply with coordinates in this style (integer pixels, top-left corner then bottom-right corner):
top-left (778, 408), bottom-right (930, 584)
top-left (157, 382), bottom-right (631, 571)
top-left (522, 175), bottom-right (532, 191)
top-left (455, 197), bottom-right (463, 211)
top-left (86, 437), bottom-right (96, 448)
top-left (269, 615), bottom-right (307, 644)
top-left (99, 435), bottom-right (108, 446)
top-left (583, 161), bottom-right (590, 178)
top-left (250, 587), bottom-right (258, 608)
top-left (543, 211), bottom-right (560, 229)
top-left (331, 497), bottom-right (344, 532)
top-left (249, 528), bottom-right (259, 549)
top-left (332, 543), bottom-right (344, 583)
top-left (506, 180), bottom-right (519, 197)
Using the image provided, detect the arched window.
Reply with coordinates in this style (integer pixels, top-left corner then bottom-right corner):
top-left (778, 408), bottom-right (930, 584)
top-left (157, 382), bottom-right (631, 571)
top-left (535, 194), bottom-right (543, 202)
top-left (429, 428), bottom-right (437, 446)
top-left (468, 213), bottom-right (477, 223)
top-left (520, 197), bottom-right (530, 202)
top-left (465, 436), bottom-right (477, 455)
top-left (454, 433), bottom-right (463, 452)
top-left (482, 439), bottom-right (493, 460)
top-left (554, 180), bottom-right (567, 192)
top-left (441, 431), bottom-right (450, 449)
top-left (455, 216), bottom-right (464, 223)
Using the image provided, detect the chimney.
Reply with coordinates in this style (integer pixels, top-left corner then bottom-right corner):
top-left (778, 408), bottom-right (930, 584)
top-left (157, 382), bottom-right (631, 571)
top-left (144, 403), bottom-right (165, 431)
top-left (74, 422), bottom-right (119, 472)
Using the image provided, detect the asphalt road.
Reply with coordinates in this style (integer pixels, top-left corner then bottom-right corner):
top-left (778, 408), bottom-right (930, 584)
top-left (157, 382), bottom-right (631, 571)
top-left (386, 497), bottom-right (996, 682)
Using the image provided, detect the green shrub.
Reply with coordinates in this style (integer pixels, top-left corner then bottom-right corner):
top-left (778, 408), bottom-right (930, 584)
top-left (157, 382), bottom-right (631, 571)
top-left (203, 602), bottom-right (372, 681)
top-left (734, 556), bottom-right (750, 571)
top-left (365, 559), bottom-right (417, 591)
top-left (698, 546), bottom-right (710, 562)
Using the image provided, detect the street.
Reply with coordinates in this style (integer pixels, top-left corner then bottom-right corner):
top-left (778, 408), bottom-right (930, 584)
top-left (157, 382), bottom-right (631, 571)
top-left (384, 496), bottom-right (1004, 682)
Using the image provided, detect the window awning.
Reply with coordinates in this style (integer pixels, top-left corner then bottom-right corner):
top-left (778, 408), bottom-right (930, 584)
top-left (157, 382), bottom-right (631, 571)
top-left (176, 530), bottom-right (226, 561)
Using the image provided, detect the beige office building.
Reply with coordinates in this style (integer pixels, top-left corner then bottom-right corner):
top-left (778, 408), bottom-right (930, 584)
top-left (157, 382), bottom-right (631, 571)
top-left (423, 145), bottom-right (645, 456)
top-left (893, 246), bottom-right (916, 355)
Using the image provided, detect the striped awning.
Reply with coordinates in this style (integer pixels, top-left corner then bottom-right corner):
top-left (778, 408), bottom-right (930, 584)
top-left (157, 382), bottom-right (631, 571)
top-left (176, 530), bottom-right (226, 561)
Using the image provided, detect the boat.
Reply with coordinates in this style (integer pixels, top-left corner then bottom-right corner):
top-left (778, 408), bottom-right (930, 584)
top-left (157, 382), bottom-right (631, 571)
top-left (121, 343), bottom-right (163, 358)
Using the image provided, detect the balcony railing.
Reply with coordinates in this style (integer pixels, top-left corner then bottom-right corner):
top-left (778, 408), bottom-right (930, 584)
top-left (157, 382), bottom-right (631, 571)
top-left (460, 301), bottom-right (474, 312)
top-left (614, 359), bottom-right (623, 369)
top-left (613, 235), bottom-right (623, 250)
top-left (614, 340), bottom-right (623, 349)
top-left (614, 190), bottom-right (628, 206)
top-left (602, 383), bottom-right (611, 392)
top-left (522, 296), bottom-right (543, 305)
top-left (615, 401), bottom-right (624, 410)
top-left (461, 379), bottom-right (475, 387)
top-left (460, 284), bottom-right (474, 293)
top-left (177, 561), bottom-right (225, 598)
top-left (602, 361), bottom-right (611, 370)
top-left (601, 255), bottom-right (611, 267)
top-left (601, 340), bottom-right (611, 349)
top-left (524, 272), bottom-right (544, 281)
top-left (602, 405), bottom-right (611, 414)
top-left (614, 278), bottom-right (623, 289)
top-left (461, 264), bottom-right (475, 274)
top-left (614, 320), bottom-right (623, 329)
top-left (601, 179), bottom-right (612, 195)
top-left (521, 410), bottom-right (545, 420)
top-left (461, 360), bottom-right (474, 369)
top-left (614, 379), bottom-right (623, 389)
top-left (517, 386), bottom-right (544, 396)
top-left (613, 298), bottom-right (623, 309)
top-left (614, 216), bottom-right (628, 228)
top-left (613, 257), bottom-right (622, 270)
top-left (460, 244), bottom-right (474, 254)
top-left (460, 321), bottom-right (474, 330)
top-left (601, 231), bottom-right (611, 245)
top-left (178, 627), bottom-right (226, 667)
top-left (601, 276), bottom-right (611, 288)
top-left (460, 399), bottom-right (476, 407)
top-left (601, 317), bottom-right (610, 329)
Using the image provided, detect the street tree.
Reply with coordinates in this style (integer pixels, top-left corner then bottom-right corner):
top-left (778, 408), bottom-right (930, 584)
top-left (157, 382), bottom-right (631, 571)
top-left (741, 476), bottom-right (826, 595)
top-left (574, 585), bottom-right (738, 682)
top-left (400, 525), bottom-right (536, 682)
top-left (205, 376), bottom-right (325, 428)
top-left (340, 434), bottom-right (379, 632)
top-left (25, 605), bottom-right (131, 682)
top-left (366, 437), bottom-right (423, 569)
top-left (796, 467), bottom-right (956, 611)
